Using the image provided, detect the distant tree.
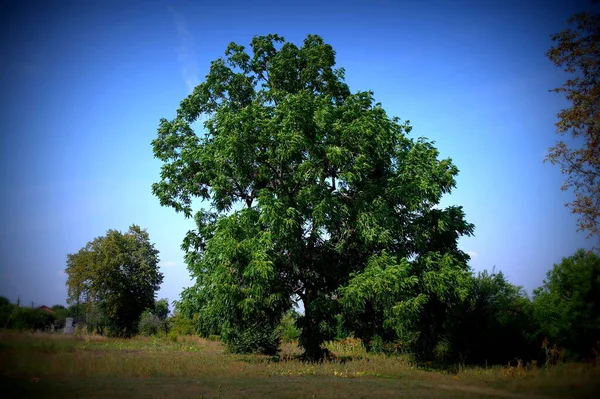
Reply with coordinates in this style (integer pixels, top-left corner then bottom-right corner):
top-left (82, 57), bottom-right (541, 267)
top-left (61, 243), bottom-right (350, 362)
top-left (154, 298), bottom-right (170, 320)
top-left (546, 3), bottom-right (600, 243)
top-left (138, 309), bottom-right (161, 336)
top-left (155, 298), bottom-right (171, 336)
top-left (65, 225), bottom-right (164, 337)
top-left (137, 298), bottom-right (171, 337)
top-left (533, 249), bottom-right (600, 359)
top-left (152, 34), bottom-right (473, 359)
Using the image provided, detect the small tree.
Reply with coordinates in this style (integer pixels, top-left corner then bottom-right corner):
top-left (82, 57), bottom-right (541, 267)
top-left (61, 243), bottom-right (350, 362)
top-left (276, 310), bottom-right (301, 343)
top-left (154, 298), bottom-right (171, 336)
top-left (138, 298), bottom-right (171, 336)
top-left (154, 298), bottom-right (170, 320)
top-left (65, 225), bottom-right (164, 337)
top-left (138, 310), bottom-right (161, 336)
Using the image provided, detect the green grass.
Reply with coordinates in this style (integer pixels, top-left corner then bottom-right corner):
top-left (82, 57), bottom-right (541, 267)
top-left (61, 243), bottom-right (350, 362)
top-left (1, 331), bottom-right (598, 398)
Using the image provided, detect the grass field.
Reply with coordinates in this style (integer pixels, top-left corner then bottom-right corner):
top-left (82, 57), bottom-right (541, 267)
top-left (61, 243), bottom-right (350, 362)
top-left (1, 332), bottom-right (599, 399)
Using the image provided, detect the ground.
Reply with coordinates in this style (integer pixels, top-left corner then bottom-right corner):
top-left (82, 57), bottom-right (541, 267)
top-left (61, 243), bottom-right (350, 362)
top-left (1, 332), bottom-right (598, 398)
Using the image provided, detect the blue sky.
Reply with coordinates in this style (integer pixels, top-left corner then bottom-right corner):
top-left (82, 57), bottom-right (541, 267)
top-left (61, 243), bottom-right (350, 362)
top-left (0, 0), bottom-right (595, 308)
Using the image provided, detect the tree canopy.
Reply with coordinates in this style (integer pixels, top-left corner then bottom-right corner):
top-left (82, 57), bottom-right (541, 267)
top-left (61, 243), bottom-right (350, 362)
top-left (546, 3), bottom-right (600, 243)
top-left (152, 34), bottom-right (473, 359)
top-left (65, 225), bottom-right (163, 337)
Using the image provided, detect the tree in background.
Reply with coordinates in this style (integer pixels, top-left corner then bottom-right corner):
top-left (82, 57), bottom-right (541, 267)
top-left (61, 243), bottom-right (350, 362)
top-left (154, 298), bottom-right (170, 320)
top-left (152, 33), bottom-right (473, 359)
top-left (546, 3), bottom-right (600, 243)
top-left (65, 225), bottom-right (163, 337)
top-left (533, 249), bottom-right (600, 360)
top-left (139, 298), bottom-right (171, 336)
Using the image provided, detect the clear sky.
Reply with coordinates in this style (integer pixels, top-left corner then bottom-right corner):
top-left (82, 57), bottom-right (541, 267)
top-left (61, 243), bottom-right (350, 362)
top-left (0, 0), bottom-right (595, 308)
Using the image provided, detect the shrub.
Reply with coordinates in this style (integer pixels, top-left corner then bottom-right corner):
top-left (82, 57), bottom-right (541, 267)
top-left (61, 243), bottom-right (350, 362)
top-left (445, 269), bottom-right (536, 365)
top-left (533, 249), bottom-right (600, 360)
top-left (138, 310), bottom-right (161, 336)
top-left (276, 311), bottom-right (301, 343)
top-left (222, 323), bottom-right (280, 356)
top-left (11, 308), bottom-right (55, 332)
top-left (169, 312), bottom-right (196, 336)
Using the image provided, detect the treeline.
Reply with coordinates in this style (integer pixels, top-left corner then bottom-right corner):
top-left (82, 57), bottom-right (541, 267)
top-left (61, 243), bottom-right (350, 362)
top-left (0, 299), bottom-right (70, 332)
top-left (175, 249), bottom-right (600, 366)
top-left (3, 248), bottom-right (597, 368)
top-left (0, 296), bottom-right (175, 338)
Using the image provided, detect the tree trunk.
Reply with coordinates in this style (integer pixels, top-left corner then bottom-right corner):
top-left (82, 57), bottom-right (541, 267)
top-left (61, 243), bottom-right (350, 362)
top-left (299, 288), bottom-right (327, 361)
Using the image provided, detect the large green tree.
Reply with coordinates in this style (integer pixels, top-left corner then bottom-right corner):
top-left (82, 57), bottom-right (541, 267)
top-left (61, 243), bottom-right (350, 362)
top-left (546, 3), bottom-right (600, 243)
top-left (152, 34), bottom-right (473, 359)
top-left (65, 225), bottom-right (163, 337)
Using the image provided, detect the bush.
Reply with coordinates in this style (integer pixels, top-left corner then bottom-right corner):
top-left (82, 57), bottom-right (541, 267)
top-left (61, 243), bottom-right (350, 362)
top-left (445, 269), bottom-right (537, 365)
top-left (12, 308), bottom-right (55, 332)
top-left (222, 323), bottom-right (280, 355)
top-left (276, 311), bottom-right (301, 343)
top-left (334, 313), bottom-right (350, 340)
top-left (167, 330), bottom-right (179, 342)
top-left (533, 249), bottom-right (600, 360)
top-left (169, 312), bottom-right (196, 336)
top-left (138, 310), bottom-right (161, 336)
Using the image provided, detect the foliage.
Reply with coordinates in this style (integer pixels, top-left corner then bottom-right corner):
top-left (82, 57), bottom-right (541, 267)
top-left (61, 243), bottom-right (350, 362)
top-left (138, 309), bottom-right (161, 336)
top-left (533, 249), bottom-right (600, 359)
top-left (174, 288), bottom-right (222, 337)
top-left (340, 251), bottom-right (474, 361)
top-left (66, 302), bottom-right (86, 323)
top-left (65, 225), bottom-right (164, 337)
top-left (51, 305), bottom-right (69, 330)
top-left (152, 33), bottom-right (473, 359)
top-left (333, 313), bottom-right (350, 340)
top-left (545, 3), bottom-right (600, 242)
top-left (223, 322), bottom-right (281, 355)
top-left (0, 299), bottom-right (69, 331)
top-left (138, 299), bottom-right (171, 336)
top-left (276, 310), bottom-right (301, 342)
top-left (154, 298), bottom-right (170, 320)
top-left (11, 308), bottom-right (55, 332)
top-left (445, 270), bottom-right (537, 365)
top-left (168, 311), bottom-right (197, 337)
